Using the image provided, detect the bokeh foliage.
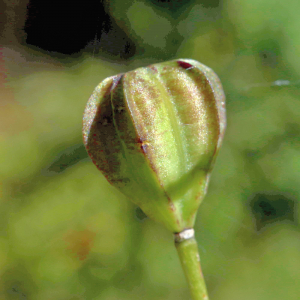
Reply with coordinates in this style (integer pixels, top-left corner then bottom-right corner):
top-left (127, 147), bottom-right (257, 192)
top-left (1, 0), bottom-right (300, 299)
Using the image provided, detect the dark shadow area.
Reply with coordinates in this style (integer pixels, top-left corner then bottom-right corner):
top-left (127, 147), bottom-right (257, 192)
top-left (25, 0), bottom-right (135, 59)
top-left (249, 192), bottom-right (297, 231)
top-left (150, 0), bottom-right (220, 12)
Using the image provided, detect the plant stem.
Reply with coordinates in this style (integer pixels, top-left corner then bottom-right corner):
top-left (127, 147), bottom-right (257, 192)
top-left (175, 235), bottom-right (209, 300)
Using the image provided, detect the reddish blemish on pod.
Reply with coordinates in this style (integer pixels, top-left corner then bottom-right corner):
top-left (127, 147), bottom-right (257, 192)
top-left (177, 60), bottom-right (194, 70)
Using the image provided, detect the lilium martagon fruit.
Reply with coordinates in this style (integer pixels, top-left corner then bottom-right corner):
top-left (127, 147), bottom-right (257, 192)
top-left (82, 58), bottom-right (226, 300)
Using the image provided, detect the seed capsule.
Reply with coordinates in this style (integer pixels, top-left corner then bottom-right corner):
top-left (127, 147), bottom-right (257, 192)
top-left (83, 59), bottom-right (226, 233)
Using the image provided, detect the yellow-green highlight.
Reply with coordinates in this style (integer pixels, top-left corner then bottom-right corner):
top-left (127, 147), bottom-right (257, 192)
top-left (176, 237), bottom-right (208, 300)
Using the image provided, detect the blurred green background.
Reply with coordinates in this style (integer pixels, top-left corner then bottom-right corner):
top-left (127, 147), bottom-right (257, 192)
top-left (1, 0), bottom-right (300, 299)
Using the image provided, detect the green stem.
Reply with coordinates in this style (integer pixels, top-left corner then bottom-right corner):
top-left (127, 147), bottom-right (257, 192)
top-left (175, 236), bottom-right (209, 300)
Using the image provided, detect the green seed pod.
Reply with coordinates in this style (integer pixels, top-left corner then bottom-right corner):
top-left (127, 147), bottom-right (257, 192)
top-left (83, 59), bottom-right (225, 233)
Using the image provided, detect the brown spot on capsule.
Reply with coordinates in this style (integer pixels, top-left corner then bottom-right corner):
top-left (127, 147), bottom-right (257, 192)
top-left (148, 65), bottom-right (158, 73)
top-left (141, 142), bottom-right (149, 153)
top-left (165, 193), bottom-right (176, 212)
top-left (136, 137), bottom-right (149, 154)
